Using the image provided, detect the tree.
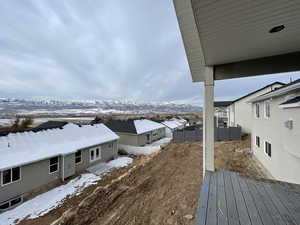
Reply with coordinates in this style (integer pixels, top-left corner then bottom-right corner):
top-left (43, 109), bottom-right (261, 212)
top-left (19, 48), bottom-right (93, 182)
top-left (20, 117), bottom-right (33, 130)
top-left (10, 117), bottom-right (21, 132)
top-left (91, 116), bottom-right (103, 125)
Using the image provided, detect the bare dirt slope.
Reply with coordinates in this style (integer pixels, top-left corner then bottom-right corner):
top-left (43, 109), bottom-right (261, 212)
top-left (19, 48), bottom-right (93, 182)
top-left (20, 137), bottom-right (265, 225)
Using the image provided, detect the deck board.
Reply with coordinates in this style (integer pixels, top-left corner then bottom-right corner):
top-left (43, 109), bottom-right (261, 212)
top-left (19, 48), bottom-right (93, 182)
top-left (195, 170), bottom-right (300, 225)
top-left (216, 171), bottom-right (228, 225)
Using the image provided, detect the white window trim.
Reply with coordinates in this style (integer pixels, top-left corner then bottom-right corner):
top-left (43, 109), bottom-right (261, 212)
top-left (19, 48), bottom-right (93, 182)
top-left (90, 147), bottom-right (101, 162)
top-left (1, 167), bottom-right (22, 187)
top-left (75, 150), bottom-right (82, 165)
top-left (264, 101), bottom-right (271, 119)
top-left (49, 157), bottom-right (59, 174)
top-left (264, 140), bottom-right (272, 158)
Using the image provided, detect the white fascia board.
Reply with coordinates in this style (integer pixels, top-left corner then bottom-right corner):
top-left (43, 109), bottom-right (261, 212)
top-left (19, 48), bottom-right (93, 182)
top-left (173, 0), bottom-right (207, 82)
top-left (249, 83), bottom-right (300, 103)
top-left (279, 102), bottom-right (300, 109)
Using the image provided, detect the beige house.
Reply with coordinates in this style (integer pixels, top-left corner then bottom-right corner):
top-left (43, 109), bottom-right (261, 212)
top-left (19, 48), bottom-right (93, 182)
top-left (250, 79), bottom-right (300, 184)
top-left (106, 119), bottom-right (166, 146)
top-left (228, 82), bottom-right (284, 133)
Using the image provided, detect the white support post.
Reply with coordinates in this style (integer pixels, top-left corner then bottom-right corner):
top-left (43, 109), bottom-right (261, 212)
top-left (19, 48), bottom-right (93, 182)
top-left (203, 67), bottom-right (215, 175)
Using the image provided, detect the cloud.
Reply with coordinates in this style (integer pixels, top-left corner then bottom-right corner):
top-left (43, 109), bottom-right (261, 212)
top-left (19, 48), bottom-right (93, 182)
top-left (0, 0), bottom-right (299, 103)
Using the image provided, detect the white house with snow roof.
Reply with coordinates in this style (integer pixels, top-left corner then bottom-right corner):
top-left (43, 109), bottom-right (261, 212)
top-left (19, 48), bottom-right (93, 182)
top-left (0, 123), bottom-right (119, 212)
top-left (249, 79), bottom-right (300, 184)
top-left (105, 119), bottom-right (166, 146)
top-left (161, 120), bottom-right (184, 138)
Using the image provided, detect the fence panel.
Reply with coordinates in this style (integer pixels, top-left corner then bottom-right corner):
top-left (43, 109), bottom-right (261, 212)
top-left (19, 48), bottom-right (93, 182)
top-left (173, 126), bottom-right (241, 142)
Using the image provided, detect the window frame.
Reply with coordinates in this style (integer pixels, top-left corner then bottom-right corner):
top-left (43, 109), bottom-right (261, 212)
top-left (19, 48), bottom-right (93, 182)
top-left (90, 147), bottom-right (101, 162)
top-left (75, 150), bottom-right (82, 165)
top-left (255, 136), bottom-right (260, 148)
top-left (255, 103), bottom-right (260, 118)
top-left (1, 167), bottom-right (21, 186)
top-left (49, 156), bottom-right (59, 174)
top-left (264, 101), bottom-right (271, 118)
top-left (0, 196), bottom-right (23, 211)
top-left (264, 141), bottom-right (272, 158)
top-left (108, 143), bottom-right (113, 148)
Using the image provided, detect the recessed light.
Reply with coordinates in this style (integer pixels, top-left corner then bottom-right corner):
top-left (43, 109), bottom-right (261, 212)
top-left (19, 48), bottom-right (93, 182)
top-left (269, 25), bottom-right (285, 33)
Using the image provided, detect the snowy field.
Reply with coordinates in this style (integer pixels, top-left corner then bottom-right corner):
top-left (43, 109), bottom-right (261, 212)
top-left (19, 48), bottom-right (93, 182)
top-left (0, 157), bottom-right (133, 225)
top-left (0, 117), bottom-right (96, 126)
top-left (119, 137), bottom-right (171, 156)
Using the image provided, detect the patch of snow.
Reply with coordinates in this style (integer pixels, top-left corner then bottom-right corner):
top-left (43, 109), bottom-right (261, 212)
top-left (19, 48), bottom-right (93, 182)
top-left (87, 157), bottom-right (133, 176)
top-left (119, 137), bottom-right (171, 156)
top-left (0, 173), bottom-right (100, 225)
top-left (0, 157), bottom-right (133, 225)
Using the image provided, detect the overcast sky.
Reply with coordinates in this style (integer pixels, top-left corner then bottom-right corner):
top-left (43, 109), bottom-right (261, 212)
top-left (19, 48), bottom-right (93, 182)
top-left (0, 1), bottom-right (300, 104)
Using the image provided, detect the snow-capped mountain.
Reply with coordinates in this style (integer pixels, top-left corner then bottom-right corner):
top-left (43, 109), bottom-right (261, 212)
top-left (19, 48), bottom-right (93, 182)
top-left (0, 98), bottom-right (202, 118)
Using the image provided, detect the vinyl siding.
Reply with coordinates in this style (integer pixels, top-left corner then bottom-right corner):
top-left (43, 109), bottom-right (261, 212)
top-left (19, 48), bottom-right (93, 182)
top-left (252, 90), bottom-right (300, 184)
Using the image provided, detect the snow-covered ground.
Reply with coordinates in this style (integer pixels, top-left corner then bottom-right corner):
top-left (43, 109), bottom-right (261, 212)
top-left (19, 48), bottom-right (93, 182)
top-left (119, 137), bottom-right (171, 156)
top-left (0, 117), bottom-right (96, 126)
top-left (0, 157), bottom-right (133, 225)
top-left (87, 157), bottom-right (133, 176)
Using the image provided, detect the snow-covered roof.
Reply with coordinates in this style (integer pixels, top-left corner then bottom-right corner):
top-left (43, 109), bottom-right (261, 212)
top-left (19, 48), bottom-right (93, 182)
top-left (134, 119), bottom-right (165, 134)
top-left (161, 120), bottom-right (183, 130)
top-left (171, 117), bottom-right (187, 125)
top-left (0, 124), bottom-right (119, 171)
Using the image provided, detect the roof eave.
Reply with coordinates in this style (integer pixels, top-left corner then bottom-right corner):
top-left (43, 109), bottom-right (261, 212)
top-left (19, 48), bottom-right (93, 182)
top-left (249, 82), bottom-right (300, 103)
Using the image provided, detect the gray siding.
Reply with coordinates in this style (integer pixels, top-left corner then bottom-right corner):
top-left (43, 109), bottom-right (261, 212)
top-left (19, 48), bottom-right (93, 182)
top-left (0, 158), bottom-right (60, 203)
top-left (0, 140), bottom-right (118, 205)
top-left (75, 140), bottom-right (118, 173)
top-left (118, 128), bottom-right (166, 147)
top-left (63, 153), bottom-right (75, 179)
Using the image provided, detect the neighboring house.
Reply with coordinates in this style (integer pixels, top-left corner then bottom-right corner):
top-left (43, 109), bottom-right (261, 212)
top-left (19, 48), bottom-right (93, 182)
top-left (30, 121), bottom-right (68, 132)
top-left (161, 120), bottom-right (184, 138)
top-left (106, 119), bottom-right (166, 146)
top-left (214, 101), bottom-right (232, 127)
top-left (187, 115), bottom-right (201, 126)
top-left (0, 123), bottom-right (119, 212)
top-left (228, 82), bottom-right (284, 133)
top-left (249, 79), bottom-right (300, 184)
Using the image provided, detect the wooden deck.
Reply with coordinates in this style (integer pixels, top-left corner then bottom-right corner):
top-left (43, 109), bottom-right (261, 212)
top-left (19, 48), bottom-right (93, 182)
top-left (195, 170), bottom-right (300, 225)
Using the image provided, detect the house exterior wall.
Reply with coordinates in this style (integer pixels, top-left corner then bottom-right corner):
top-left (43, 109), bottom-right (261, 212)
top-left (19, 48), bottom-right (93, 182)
top-left (229, 83), bottom-right (283, 133)
top-left (63, 153), bottom-right (76, 179)
top-left (117, 128), bottom-right (166, 147)
top-left (75, 140), bottom-right (118, 172)
top-left (0, 140), bottom-right (118, 206)
top-left (252, 90), bottom-right (300, 184)
top-left (0, 158), bottom-right (60, 203)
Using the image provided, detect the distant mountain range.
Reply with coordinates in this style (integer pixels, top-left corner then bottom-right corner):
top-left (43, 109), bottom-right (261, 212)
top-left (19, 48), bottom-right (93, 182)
top-left (0, 98), bottom-right (202, 118)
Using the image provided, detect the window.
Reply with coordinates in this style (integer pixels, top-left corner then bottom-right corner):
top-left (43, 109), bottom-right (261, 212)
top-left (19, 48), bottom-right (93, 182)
top-left (90, 147), bottom-right (101, 162)
top-left (108, 143), bottom-right (112, 148)
top-left (49, 157), bottom-right (59, 174)
top-left (0, 196), bottom-right (23, 211)
top-left (2, 167), bottom-right (20, 185)
top-left (10, 197), bottom-right (22, 206)
top-left (255, 103), bottom-right (260, 118)
top-left (256, 136), bottom-right (260, 148)
top-left (0, 202), bottom-right (9, 210)
top-left (75, 150), bottom-right (82, 164)
top-left (265, 101), bottom-right (270, 118)
top-left (265, 141), bottom-right (272, 157)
